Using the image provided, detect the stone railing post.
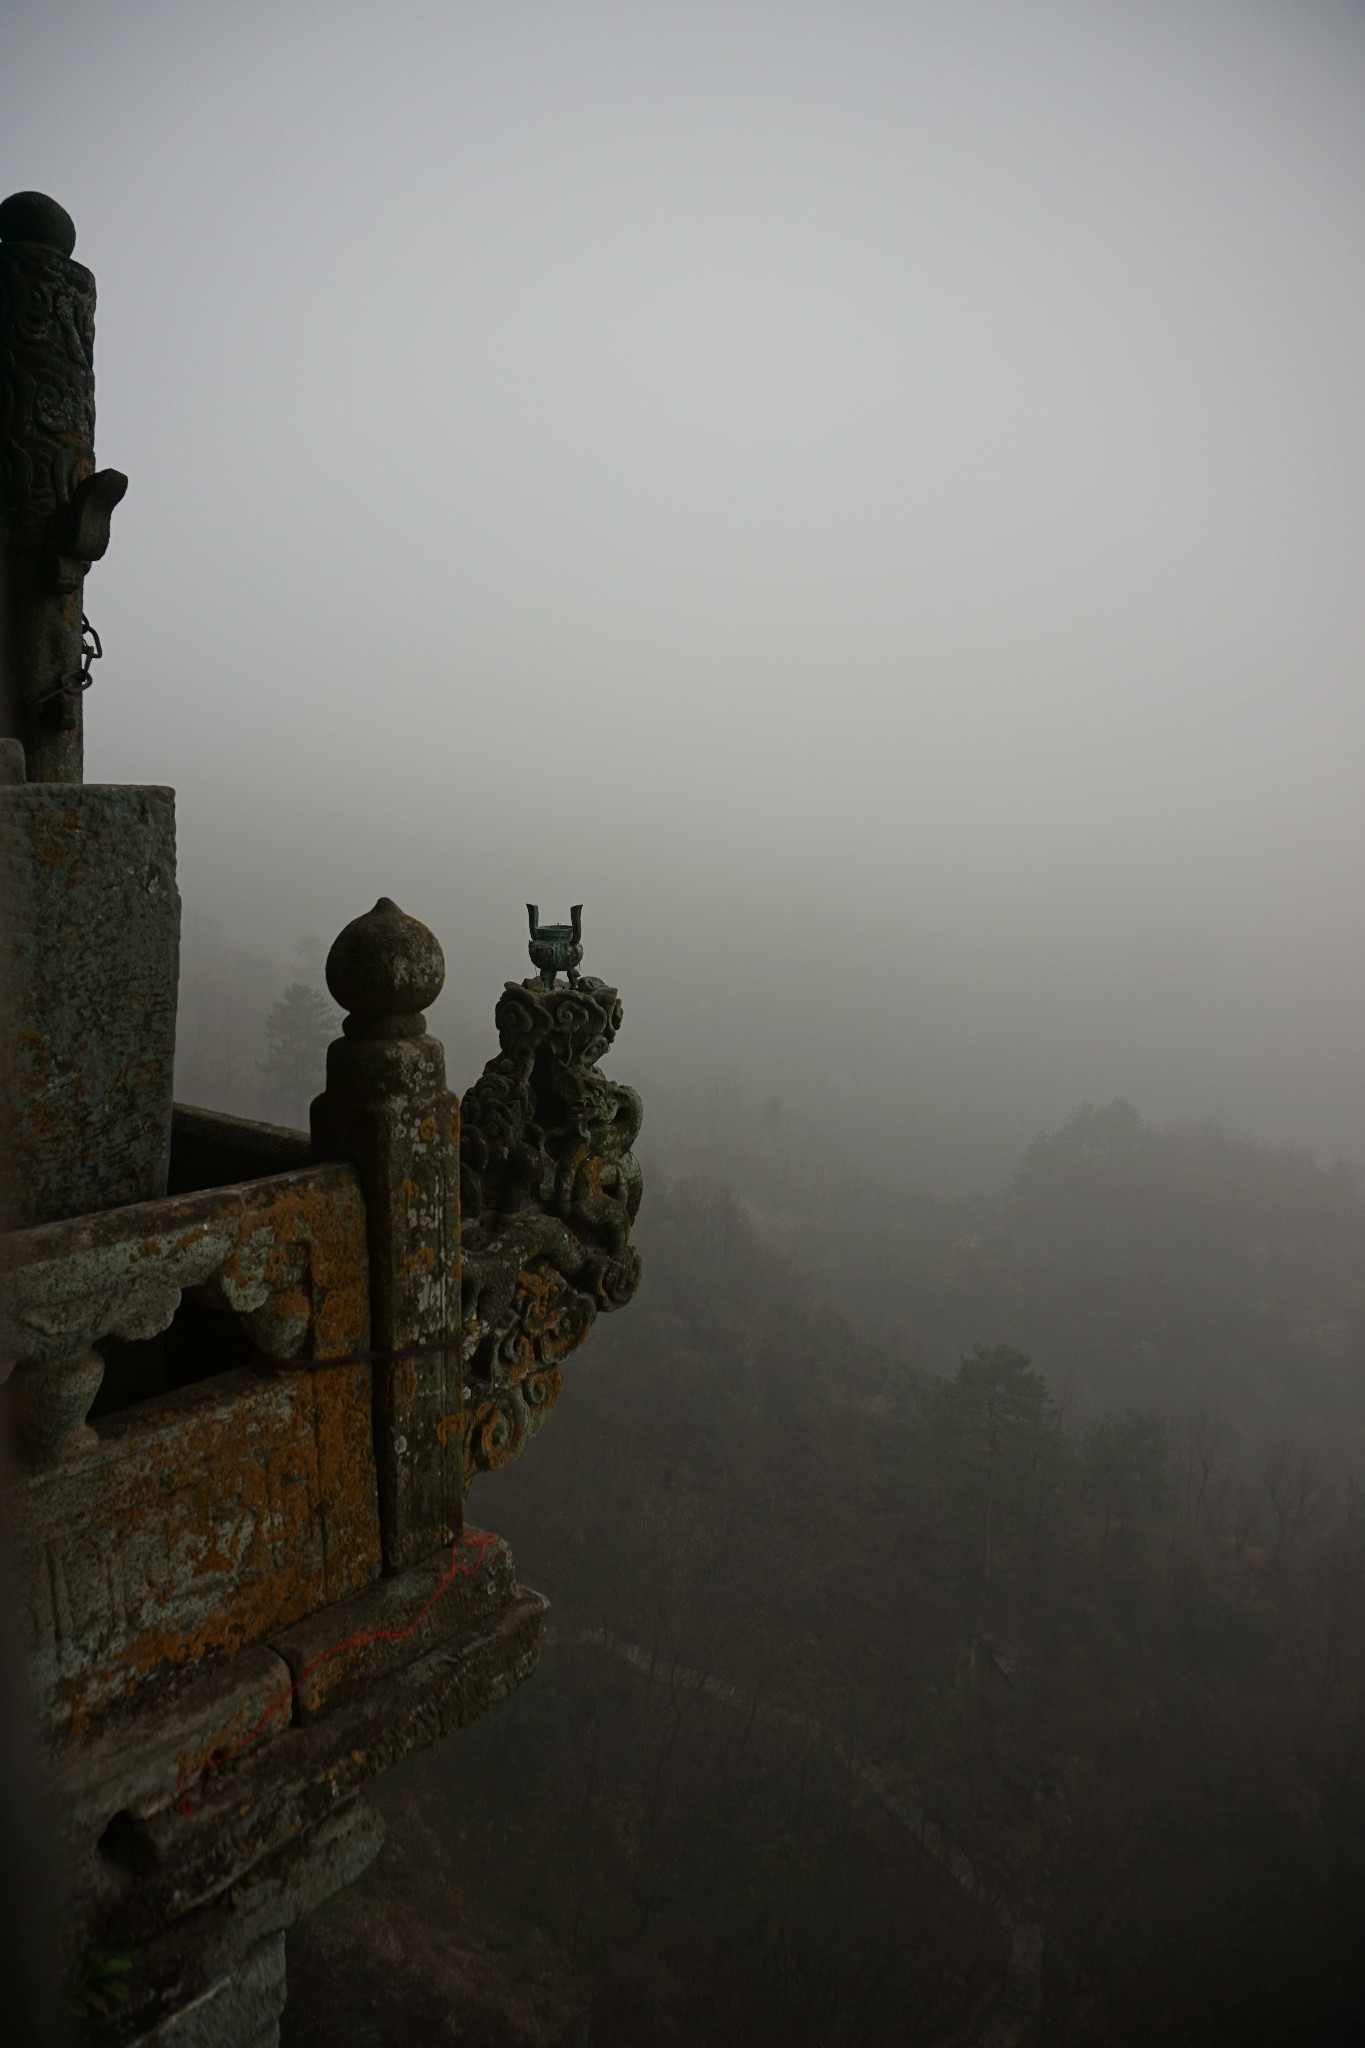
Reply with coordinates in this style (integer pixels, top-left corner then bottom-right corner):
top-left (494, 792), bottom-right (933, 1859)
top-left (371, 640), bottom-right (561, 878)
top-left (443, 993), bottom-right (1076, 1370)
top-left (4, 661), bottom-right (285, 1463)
top-left (310, 898), bottom-right (461, 1573)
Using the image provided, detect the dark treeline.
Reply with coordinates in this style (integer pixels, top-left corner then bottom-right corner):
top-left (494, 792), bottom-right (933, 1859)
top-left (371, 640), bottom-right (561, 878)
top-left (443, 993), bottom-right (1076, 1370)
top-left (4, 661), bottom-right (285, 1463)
top-left (282, 1107), bottom-right (1365, 2047)
top-left (645, 1087), bottom-right (1365, 1479)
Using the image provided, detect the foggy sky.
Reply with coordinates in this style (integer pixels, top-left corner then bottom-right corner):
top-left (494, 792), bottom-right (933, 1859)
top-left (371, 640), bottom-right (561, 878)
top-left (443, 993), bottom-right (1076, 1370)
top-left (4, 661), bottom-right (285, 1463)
top-left (6, 0), bottom-right (1364, 1188)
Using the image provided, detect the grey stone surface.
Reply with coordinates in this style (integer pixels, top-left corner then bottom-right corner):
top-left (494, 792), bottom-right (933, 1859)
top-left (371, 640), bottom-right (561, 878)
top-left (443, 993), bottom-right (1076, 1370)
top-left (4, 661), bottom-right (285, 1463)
top-left (2, 783), bottom-right (179, 1227)
top-left (240, 1795), bottom-right (387, 1936)
top-left (131, 1933), bottom-right (287, 2047)
top-left (89, 1800), bottom-right (383, 2046)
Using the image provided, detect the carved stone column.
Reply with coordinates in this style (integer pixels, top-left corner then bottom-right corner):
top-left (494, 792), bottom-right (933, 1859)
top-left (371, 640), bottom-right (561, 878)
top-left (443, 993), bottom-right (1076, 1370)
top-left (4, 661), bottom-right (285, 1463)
top-left (0, 191), bottom-right (127, 784)
top-left (0, 194), bottom-right (172, 1229)
top-left (9, 1348), bottom-right (104, 1466)
top-left (311, 898), bottom-right (462, 1573)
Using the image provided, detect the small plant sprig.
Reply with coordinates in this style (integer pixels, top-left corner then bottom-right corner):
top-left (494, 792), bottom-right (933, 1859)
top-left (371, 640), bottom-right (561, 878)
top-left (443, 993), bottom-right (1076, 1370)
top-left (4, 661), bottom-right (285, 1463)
top-left (68, 1949), bottom-right (133, 2021)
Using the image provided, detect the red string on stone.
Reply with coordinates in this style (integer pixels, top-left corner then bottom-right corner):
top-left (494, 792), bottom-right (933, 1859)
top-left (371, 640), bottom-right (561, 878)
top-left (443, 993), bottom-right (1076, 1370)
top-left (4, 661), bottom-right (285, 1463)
top-left (174, 1526), bottom-right (499, 1819)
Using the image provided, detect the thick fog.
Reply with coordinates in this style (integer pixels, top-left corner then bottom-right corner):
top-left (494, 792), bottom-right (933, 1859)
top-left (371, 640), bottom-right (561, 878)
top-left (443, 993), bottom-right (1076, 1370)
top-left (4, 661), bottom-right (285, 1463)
top-left (8, 0), bottom-right (1364, 1189)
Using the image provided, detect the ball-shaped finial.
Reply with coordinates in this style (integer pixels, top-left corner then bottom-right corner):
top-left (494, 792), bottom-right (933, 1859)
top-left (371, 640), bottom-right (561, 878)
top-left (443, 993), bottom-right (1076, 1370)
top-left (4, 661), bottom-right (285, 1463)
top-left (0, 192), bottom-right (77, 255)
top-left (325, 898), bottom-right (444, 1038)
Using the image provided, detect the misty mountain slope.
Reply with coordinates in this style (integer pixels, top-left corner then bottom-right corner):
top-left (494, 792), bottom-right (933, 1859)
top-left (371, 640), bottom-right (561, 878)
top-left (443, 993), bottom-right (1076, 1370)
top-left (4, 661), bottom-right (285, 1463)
top-left (946, 1103), bottom-right (1365, 1458)
top-left (641, 1094), bottom-right (1365, 1471)
top-left (483, 1173), bottom-right (940, 1722)
top-left (283, 1181), bottom-right (1016, 2048)
top-left (465, 1172), bottom-right (1365, 2046)
top-left (284, 1648), bottom-right (1005, 2048)
top-left (280, 1166), bottom-right (1365, 2044)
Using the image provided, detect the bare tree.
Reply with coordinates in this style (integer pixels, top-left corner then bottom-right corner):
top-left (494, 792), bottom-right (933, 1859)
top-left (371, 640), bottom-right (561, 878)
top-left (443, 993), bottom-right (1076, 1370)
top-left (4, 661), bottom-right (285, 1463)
top-left (1172, 1402), bottom-right (1232, 1529)
top-left (1257, 1438), bottom-right (1333, 1557)
top-left (1229, 1468), bottom-right (1265, 1561)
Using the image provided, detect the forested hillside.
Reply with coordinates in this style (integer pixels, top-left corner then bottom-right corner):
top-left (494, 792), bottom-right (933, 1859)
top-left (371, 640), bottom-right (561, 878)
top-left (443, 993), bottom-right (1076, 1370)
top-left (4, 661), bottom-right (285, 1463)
top-left (285, 1111), bottom-right (1365, 2046)
top-left (648, 1093), bottom-right (1365, 1471)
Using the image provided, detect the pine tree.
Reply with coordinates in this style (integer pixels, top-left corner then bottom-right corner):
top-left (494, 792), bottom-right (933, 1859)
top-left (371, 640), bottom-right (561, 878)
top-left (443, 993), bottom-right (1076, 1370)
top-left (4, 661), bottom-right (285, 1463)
top-left (918, 1344), bottom-right (1063, 1582)
top-left (258, 981), bottom-right (338, 1129)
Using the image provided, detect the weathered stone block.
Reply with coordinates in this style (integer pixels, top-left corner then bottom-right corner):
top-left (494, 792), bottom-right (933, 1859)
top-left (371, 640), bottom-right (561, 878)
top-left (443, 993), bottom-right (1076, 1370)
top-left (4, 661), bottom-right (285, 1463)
top-left (117, 1589), bottom-right (546, 1933)
top-left (71, 1798), bottom-right (384, 2046)
top-left (1, 784), bottom-right (179, 1228)
top-left (18, 1358), bottom-right (380, 1731)
top-left (270, 1531), bottom-right (519, 1718)
top-left (51, 1642), bottom-right (292, 1855)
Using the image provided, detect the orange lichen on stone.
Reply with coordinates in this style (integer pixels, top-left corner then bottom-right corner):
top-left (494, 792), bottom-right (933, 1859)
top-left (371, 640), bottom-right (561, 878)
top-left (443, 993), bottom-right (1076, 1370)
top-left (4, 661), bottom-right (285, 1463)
top-left (524, 1364), bottom-right (565, 1422)
top-left (268, 1281), bottom-right (310, 1326)
top-left (16, 1168), bottom-right (382, 1730)
top-left (290, 1174), bottom-right (370, 1360)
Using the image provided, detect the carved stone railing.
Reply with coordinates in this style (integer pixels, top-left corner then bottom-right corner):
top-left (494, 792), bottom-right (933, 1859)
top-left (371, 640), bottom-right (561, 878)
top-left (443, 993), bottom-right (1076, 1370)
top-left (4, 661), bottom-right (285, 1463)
top-left (2, 898), bottom-right (643, 1741)
top-left (3, 1160), bottom-right (369, 1394)
top-left (2, 1163), bottom-right (379, 1732)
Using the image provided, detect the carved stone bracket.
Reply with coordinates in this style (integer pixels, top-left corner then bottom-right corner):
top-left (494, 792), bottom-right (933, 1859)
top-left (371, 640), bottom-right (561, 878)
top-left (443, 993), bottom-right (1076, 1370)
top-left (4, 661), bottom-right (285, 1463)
top-left (1, 1163), bottom-right (368, 1464)
top-left (458, 975), bottom-right (642, 1486)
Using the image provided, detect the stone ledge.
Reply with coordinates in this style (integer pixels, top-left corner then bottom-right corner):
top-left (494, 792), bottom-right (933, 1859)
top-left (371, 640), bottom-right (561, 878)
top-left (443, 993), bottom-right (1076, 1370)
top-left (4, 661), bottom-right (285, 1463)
top-left (50, 1643), bottom-right (292, 1854)
top-left (268, 1532), bottom-right (519, 1718)
top-left (104, 1586), bottom-right (547, 1941)
top-left (96, 1797), bottom-right (384, 2047)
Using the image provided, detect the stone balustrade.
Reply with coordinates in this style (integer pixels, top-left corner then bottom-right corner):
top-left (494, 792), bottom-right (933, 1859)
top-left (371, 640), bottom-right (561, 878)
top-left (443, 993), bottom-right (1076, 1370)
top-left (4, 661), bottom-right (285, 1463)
top-left (1, 186), bottom-right (646, 2048)
top-left (0, 888), bottom-right (643, 2046)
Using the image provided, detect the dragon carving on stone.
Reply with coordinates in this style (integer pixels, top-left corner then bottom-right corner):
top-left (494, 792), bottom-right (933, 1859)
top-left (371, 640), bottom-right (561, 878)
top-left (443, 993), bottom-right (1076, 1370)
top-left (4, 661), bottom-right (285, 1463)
top-left (458, 974), bottom-right (642, 1487)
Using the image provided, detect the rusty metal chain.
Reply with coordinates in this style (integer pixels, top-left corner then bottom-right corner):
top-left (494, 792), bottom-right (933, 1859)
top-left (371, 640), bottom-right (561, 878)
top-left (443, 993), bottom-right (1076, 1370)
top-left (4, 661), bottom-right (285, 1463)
top-left (32, 612), bottom-right (102, 707)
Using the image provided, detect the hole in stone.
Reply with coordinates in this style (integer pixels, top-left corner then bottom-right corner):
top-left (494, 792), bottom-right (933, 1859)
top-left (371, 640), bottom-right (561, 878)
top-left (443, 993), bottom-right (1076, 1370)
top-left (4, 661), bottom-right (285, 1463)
top-left (91, 1293), bottom-right (257, 1419)
top-left (97, 1809), bottom-right (155, 1878)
